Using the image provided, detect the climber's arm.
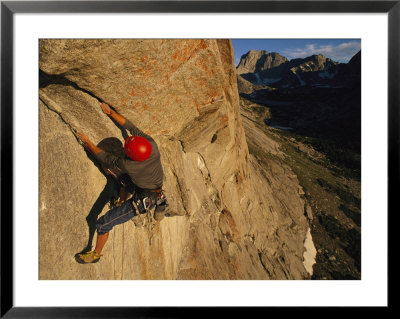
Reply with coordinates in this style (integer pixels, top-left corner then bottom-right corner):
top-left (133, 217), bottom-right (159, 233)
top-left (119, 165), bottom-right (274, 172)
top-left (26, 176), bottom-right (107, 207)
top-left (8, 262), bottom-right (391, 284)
top-left (100, 102), bottom-right (126, 126)
top-left (76, 131), bottom-right (103, 156)
top-left (99, 102), bottom-right (151, 140)
top-left (76, 131), bottom-right (126, 174)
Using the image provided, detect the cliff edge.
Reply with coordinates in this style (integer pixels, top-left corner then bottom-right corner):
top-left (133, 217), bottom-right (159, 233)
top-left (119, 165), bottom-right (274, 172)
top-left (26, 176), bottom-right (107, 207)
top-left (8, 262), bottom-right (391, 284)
top-left (39, 39), bottom-right (310, 280)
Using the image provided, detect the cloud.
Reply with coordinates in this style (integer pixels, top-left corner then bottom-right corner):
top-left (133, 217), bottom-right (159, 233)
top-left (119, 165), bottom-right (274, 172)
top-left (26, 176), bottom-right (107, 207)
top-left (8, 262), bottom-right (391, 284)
top-left (282, 41), bottom-right (361, 62)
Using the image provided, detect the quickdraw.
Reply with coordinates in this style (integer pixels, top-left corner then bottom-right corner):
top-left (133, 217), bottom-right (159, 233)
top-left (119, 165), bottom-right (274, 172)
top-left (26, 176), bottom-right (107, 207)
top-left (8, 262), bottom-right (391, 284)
top-left (132, 189), bottom-right (168, 215)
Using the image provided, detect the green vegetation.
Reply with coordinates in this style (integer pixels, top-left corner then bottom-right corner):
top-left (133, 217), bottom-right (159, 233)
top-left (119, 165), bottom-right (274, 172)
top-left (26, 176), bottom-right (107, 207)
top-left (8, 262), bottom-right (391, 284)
top-left (316, 178), bottom-right (360, 208)
top-left (318, 214), bottom-right (361, 272)
top-left (339, 204), bottom-right (361, 227)
top-left (304, 137), bottom-right (361, 178)
top-left (272, 128), bottom-right (361, 180)
top-left (315, 177), bottom-right (361, 226)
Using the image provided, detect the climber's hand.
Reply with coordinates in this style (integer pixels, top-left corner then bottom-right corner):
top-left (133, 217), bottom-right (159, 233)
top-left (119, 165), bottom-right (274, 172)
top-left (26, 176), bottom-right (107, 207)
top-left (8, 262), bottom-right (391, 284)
top-left (99, 101), bottom-right (126, 126)
top-left (100, 102), bottom-right (112, 115)
top-left (76, 131), bottom-right (90, 144)
top-left (75, 131), bottom-right (102, 156)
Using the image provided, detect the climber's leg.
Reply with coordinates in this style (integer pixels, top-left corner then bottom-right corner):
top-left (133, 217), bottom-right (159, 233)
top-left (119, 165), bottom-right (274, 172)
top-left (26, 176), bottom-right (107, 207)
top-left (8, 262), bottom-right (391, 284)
top-left (94, 232), bottom-right (109, 255)
top-left (76, 200), bottom-right (136, 264)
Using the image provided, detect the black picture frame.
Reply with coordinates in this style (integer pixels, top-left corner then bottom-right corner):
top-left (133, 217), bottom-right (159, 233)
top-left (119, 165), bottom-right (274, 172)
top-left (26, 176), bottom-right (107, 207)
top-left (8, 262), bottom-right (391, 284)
top-left (1, 1), bottom-right (396, 317)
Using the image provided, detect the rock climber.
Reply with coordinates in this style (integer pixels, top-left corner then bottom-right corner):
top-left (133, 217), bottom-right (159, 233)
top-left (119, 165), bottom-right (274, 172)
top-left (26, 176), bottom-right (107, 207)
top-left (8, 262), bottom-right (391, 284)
top-left (75, 102), bottom-right (167, 264)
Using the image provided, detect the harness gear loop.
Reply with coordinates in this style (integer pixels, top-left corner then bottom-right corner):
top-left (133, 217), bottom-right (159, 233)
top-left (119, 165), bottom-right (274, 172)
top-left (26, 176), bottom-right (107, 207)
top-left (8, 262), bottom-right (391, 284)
top-left (131, 196), bottom-right (145, 227)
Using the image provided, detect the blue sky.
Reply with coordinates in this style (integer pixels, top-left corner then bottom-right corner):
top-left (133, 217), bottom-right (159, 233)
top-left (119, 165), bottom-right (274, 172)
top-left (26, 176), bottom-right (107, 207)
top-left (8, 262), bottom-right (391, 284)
top-left (231, 39), bottom-right (361, 66)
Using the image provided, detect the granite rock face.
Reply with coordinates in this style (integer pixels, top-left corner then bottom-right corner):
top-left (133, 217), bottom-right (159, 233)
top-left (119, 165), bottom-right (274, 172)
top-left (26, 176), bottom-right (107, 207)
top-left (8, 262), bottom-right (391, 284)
top-left (39, 39), bottom-right (310, 280)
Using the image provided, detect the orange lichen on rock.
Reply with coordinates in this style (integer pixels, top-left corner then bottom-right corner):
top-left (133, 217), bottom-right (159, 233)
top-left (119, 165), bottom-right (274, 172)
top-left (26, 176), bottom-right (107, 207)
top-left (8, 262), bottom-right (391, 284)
top-left (120, 96), bottom-right (129, 107)
top-left (171, 41), bottom-right (201, 66)
top-left (207, 88), bottom-right (219, 101)
top-left (221, 114), bottom-right (229, 124)
top-left (171, 51), bottom-right (179, 61)
top-left (194, 77), bottom-right (207, 88)
top-left (194, 58), bottom-right (209, 72)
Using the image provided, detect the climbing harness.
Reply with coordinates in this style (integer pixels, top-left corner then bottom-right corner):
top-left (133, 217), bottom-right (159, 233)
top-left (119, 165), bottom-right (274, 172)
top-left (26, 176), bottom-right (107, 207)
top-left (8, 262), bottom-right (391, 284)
top-left (132, 188), bottom-right (168, 214)
top-left (130, 188), bottom-right (169, 227)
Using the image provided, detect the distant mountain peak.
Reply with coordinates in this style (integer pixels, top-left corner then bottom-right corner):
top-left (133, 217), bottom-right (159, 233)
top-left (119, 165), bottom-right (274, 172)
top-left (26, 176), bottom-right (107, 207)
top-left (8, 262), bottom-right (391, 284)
top-left (236, 49), bottom-right (360, 90)
top-left (247, 49), bottom-right (269, 55)
top-left (237, 50), bottom-right (287, 75)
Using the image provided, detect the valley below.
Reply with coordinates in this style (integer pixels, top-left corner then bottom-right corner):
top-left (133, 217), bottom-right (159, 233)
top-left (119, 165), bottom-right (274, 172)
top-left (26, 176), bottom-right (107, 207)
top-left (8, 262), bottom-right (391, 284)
top-left (240, 96), bottom-right (361, 279)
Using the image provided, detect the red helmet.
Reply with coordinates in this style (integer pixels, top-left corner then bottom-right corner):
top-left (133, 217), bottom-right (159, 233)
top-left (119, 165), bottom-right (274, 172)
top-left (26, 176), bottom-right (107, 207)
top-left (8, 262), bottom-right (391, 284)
top-left (124, 136), bottom-right (152, 161)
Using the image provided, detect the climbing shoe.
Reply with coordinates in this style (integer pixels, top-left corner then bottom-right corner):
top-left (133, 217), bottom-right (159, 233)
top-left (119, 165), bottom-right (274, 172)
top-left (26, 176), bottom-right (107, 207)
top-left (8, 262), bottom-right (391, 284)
top-left (76, 250), bottom-right (102, 264)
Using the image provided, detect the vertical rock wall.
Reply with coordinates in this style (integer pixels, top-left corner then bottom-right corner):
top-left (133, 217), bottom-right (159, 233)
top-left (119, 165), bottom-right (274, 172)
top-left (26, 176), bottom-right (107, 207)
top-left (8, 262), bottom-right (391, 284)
top-left (39, 39), bottom-right (309, 280)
